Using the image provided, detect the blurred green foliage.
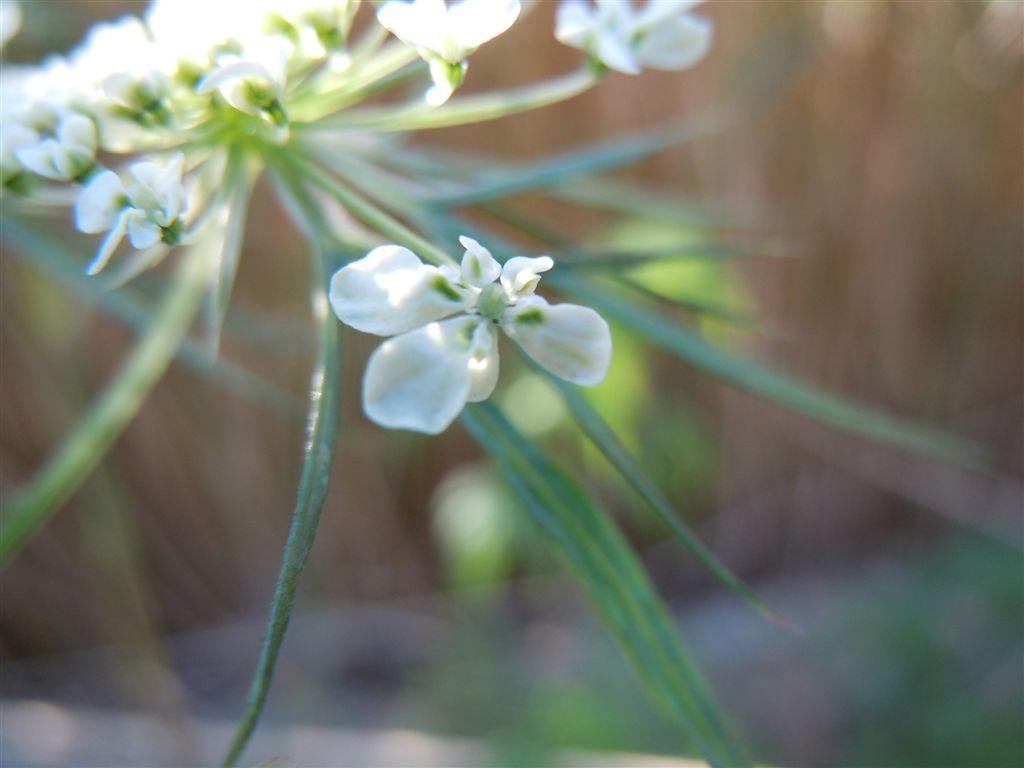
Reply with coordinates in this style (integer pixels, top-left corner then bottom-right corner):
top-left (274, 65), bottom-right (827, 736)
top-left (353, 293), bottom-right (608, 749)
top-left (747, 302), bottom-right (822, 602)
top-left (821, 539), bottom-right (1024, 768)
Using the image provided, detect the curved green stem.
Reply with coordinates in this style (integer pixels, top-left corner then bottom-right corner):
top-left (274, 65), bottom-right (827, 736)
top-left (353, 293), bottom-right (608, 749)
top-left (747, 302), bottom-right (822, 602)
top-left (308, 68), bottom-right (598, 132)
top-left (289, 41), bottom-right (420, 122)
top-left (0, 235), bottom-right (213, 565)
top-left (220, 165), bottom-right (343, 768)
top-left (295, 153), bottom-right (455, 266)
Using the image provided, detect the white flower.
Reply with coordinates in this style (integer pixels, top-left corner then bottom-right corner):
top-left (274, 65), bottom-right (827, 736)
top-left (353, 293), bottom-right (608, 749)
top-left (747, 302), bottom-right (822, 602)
top-left (101, 69), bottom-right (172, 114)
top-left (75, 153), bottom-right (188, 275)
top-left (0, 1), bottom-right (22, 51)
top-left (14, 112), bottom-right (97, 181)
top-left (196, 35), bottom-right (290, 119)
top-left (330, 236), bottom-right (611, 433)
top-left (1, 121), bottom-right (38, 184)
top-left (71, 16), bottom-right (169, 87)
top-left (274, 0), bottom-right (360, 56)
top-left (145, 0), bottom-right (267, 70)
top-left (556, 0), bottom-right (713, 75)
top-left (377, 0), bottom-right (520, 105)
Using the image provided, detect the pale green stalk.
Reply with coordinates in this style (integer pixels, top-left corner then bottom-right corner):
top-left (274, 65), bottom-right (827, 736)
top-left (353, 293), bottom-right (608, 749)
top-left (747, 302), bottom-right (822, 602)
top-left (289, 41), bottom-right (420, 122)
top-left (0, 156), bottom-right (252, 565)
top-left (220, 160), bottom-right (343, 768)
top-left (295, 152), bottom-right (455, 266)
top-left (1, 233), bottom-right (214, 565)
top-left (309, 68), bottom-right (598, 132)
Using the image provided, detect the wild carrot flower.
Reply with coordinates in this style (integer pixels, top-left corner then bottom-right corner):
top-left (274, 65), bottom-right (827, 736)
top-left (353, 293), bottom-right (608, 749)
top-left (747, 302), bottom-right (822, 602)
top-left (330, 236), bottom-right (611, 433)
top-left (74, 154), bottom-right (188, 275)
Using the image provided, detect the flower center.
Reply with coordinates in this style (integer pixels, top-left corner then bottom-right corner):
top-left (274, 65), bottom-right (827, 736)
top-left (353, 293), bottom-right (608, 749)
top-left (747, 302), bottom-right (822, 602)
top-left (475, 282), bottom-right (508, 320)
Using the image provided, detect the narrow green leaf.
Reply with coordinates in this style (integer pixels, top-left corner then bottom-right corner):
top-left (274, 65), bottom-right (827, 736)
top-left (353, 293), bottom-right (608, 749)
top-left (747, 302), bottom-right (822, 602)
top-left (462, 402), bottom-right (750, 768)
top-left (558, 277), bottom-right (987, 468)
top-left (534, 364), bottom-right (782, 624)
top-left (557, 243), bottom-right (775, 270)
top-left (3, 219), bottom-right (303, 421)
top-left (425, 110), bottom-right (728, 208)
top-left (551, 179), bottom-right (742, 226)
top-left (294, 153), bottom-right (456, 267)
top-left (314, 68), bottom-right (598, 132)
top-left (615, 276), bottom-right (758, 327)
top-left (0, 228), bottom-right (216, 566)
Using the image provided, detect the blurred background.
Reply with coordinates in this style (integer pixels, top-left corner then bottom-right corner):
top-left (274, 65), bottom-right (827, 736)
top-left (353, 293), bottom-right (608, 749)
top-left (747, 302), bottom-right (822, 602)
top-left (2, 1), bottom-right (1022, 766)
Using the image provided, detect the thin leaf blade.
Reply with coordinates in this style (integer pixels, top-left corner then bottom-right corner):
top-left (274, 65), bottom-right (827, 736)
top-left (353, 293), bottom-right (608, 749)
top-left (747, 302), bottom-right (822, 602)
top-left (462, 402), bottom-right (749, 767)
top-left (558, 276), bottom-right (987, 468)
top-left (426, 110), bottom-right (728, 208)
top-left (538, 367), bottom-right (783, 624)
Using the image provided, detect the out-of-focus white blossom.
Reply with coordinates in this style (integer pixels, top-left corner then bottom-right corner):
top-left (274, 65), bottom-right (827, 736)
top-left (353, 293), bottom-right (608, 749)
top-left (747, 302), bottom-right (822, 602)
top-left (272, 0), bottom-right (359, 57)
top-left (0, 1), bottom-right (22, 51)
top-left (1, 121), bottom-right (36, 183)
top-left (75, 153), bottom-right (188, 274)
top-left (377, 0), bottom-right (520, 105)
top-left (101, 70), bottom-right (172, 116)
top-left (197, 36), bottom-right (290, 120)
top-left (70, 16), bottom-right (169, 88)
top-left (556, 0), bottom-right (713, 75)
top-left (14, 112), bottom-right (97, 181)
top-left (145, 0), bottom-right (266, 71)
top-left (330, 236), bottom-right (611, 433)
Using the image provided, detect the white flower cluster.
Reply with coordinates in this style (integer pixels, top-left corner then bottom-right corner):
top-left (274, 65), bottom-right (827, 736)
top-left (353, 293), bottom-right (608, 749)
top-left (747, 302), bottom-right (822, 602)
top-left (2, 0), bottom-right (716, 430)
top-left (330, 237), bottom-right (611, 433)
top-left (2, 0), bottom-right (712, 277)
top-left (0, 0), bottom-right (530, 273)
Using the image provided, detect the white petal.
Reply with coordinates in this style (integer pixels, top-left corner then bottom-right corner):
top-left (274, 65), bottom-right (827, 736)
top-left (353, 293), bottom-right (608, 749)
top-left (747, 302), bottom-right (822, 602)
top-left (500, 255), bottom-right (553, 297)
top-left (363, 315), bottom-right (484, 433)
top-left (554, 0), bottom-right (596, 48)
top-left (596, 0), bottom-right (635, 27)
top-left (595, 28), bottom-right (641, 74)
top-left (86, 209), bottom-right (130, 275)
top-left (466, 321), bottom-right (499, 402)
top-left (636, 14), bottom-right (712, 71)
top-left (101, 71), bottom-right (138, 105)
top-left (502, 296), bottom-right (611, 386)
top-left (126, 212), bottom-right (161, 249)
top-left (1, 122), bottom-right (38, 179)
top-left (75, 170), bottom-right (126, 233)
top-left (0, 2), bottom-right (23, 51)
top-left (155, 153), bottom-right (187, 221)
top-left (377, 0), bottom-right (448, 53)
top-left (15, 139), bottom-right (62, 179)
top-left (634, 0), bottom-right (706, 29)
top-left (57, 113), bottom-right (96, 153)
top-left (447, 0), bottom-right (520, 51)
top-left (125, 154), bottom-right (187, 223)
top-left (425, 58), bottom-right (458, 105)
top-left (196, 60), bottom-right (273, 95)
top-left (329, 244), bottom-right (467, 336)
top-left (459, 235), bottom-right (501, 288)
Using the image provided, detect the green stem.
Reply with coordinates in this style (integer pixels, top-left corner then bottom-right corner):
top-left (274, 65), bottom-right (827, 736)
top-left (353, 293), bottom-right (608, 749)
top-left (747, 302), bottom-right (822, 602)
top-left (308, 68), bottom-right (598, 132)
top-left (0, 235), bottom-right (213, 565)
top-left (220, 166), bottom-right (342, 768)
top-left (289, 41), bottom-right (420, 122)
top-left (295, 153), bottom-right (455, 266)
